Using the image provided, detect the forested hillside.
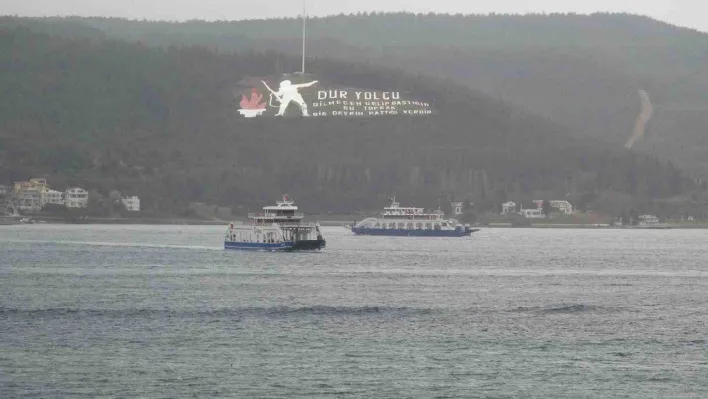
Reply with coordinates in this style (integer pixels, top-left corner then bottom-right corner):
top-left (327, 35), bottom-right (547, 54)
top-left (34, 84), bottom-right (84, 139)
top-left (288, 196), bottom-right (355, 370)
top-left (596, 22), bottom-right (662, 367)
top-left (15, 13), bottom-right (707, 177)
top-left (0, 27), bottom-right (702, 218)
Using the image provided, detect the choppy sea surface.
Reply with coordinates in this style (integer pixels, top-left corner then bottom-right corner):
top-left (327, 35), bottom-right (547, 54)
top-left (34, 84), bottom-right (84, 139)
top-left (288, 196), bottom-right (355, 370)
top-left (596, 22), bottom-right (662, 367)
top-left (1, 225), bottom-right (707, 398)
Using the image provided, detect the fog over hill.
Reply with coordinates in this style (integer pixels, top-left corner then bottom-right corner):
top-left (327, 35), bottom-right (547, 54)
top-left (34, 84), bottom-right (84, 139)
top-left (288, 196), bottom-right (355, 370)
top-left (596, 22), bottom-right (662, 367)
top-left (11, 12), bottom-right (706, 178)
top-left (0, 23), bottom-right (705, 219)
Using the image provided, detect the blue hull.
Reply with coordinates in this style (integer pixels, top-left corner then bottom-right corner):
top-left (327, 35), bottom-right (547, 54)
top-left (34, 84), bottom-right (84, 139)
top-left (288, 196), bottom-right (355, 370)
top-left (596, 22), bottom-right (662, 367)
top-left (350, 228), bottom-right (479, 237)
top-left (224, 241), bottom-right (294, 251)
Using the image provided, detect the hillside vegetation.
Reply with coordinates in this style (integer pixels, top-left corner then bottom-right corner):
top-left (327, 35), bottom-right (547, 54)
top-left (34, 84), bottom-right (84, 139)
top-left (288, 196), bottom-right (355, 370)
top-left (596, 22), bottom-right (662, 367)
top-left (0, 27), bottom-right (703, 218)
top-left (15, 13), bottom-right (707, 177)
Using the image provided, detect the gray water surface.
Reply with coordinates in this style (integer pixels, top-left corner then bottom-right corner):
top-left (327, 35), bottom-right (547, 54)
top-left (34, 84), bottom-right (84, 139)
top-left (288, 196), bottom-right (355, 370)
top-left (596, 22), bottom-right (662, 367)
top-left (1, 225), bottom-right (707, 398)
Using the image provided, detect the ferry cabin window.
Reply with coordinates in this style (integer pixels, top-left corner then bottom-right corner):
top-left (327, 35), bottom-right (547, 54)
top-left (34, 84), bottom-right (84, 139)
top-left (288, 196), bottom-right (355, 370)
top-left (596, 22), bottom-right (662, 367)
top-left (416, 223), bottom-right (423, 229)
top-left (426, 223), bottom-right (432, 230)
top-left (388, 223), bottom-right (395, 229)
top-left (407, 222), bottom-right (414, 229)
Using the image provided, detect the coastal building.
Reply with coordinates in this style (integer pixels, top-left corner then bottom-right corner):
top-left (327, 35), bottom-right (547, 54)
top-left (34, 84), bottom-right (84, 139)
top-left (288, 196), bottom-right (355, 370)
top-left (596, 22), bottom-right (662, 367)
top-left (450, 202), bottom-right (463, 216)
top-left (65, 188), bottom-right (89, 208)
top-left (41, 189), bottom-right (65, 207)
top-left (532, 199), bottom-right (573, 215)
top-left (14, 178), bottom-right (48, 194)
top-left (550, 200), bottom-right (573, 215)
top-left (520, 208), bottom-right (545, 219)
top-left (30, 178), bottom-right (48, 188)
top-left (16, 189), bottom-right (42, 213)
top-left (638, 214), bottom-right (659, 226)
top-left (121, 196), bottom-right (141, 212)
top-left (13, 181), bottom-right (31, 193)
top-left (501, 201), bottom-right (517, 214)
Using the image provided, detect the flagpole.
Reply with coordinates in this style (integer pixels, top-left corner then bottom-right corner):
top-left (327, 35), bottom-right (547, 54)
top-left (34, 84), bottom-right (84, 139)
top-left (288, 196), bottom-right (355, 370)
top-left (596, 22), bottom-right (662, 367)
top-left (301, 0), bottom-right (307, 74)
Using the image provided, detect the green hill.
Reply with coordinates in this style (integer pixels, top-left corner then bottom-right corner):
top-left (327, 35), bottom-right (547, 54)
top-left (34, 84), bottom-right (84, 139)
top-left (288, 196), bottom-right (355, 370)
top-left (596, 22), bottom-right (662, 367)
top-left (19, 13), bottom-right (707, 177)
top-left (0, 27), bottom-right (702, 219)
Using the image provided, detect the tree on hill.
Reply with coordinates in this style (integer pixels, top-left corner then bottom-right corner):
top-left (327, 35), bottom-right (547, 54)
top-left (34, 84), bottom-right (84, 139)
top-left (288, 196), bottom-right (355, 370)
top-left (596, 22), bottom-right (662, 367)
top-left (441, 200), bottom-right (453, 216)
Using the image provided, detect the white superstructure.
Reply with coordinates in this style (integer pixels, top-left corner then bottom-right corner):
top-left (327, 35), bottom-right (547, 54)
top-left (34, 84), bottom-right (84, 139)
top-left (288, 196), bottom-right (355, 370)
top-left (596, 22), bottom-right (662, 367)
top-left (224, 195), bottom-right (325, 251)
top-left (349, 198), bottom-right (478, 236)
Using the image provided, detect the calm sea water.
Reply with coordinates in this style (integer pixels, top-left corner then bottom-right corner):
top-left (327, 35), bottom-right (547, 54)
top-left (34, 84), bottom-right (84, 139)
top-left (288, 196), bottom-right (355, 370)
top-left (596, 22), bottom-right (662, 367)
top-left (1, 225), bottom-right (707, 398)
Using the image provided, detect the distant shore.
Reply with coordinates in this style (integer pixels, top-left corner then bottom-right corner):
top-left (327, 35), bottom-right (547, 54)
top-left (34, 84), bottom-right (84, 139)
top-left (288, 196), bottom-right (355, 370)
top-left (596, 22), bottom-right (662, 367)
top-left (3, 215), bottom-right (708, 229)
top-left (486, 222), bottom-right (708, 229)
top-left (1, 215), bottom-right (226, 226)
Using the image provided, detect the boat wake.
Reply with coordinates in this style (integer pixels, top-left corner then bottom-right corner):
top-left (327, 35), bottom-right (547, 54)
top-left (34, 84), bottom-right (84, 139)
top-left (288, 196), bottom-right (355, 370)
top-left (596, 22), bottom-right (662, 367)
top-left (1, 239), bottom-right (222, 251)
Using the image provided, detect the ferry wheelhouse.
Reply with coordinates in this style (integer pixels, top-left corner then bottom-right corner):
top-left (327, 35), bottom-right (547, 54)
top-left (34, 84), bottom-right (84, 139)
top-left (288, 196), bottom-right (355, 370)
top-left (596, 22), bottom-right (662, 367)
top-left (347, 198), bottom-right (479, 237)
top-left (224, 195), bottom-right (326, 251)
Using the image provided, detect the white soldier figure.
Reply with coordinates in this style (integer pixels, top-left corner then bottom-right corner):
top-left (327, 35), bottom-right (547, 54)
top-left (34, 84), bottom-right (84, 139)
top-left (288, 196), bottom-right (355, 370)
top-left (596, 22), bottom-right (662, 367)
top-left (263, 79), bottom-right (318, 116)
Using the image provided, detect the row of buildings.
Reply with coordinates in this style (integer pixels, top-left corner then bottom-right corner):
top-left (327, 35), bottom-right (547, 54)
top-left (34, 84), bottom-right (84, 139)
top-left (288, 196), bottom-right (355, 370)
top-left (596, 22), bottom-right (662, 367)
top-left (2, 178), bottom-right (140, 213)
top-left (447, 200), bottom-right (573, 219)
top-left (501, 200), bottom-right (573, 219)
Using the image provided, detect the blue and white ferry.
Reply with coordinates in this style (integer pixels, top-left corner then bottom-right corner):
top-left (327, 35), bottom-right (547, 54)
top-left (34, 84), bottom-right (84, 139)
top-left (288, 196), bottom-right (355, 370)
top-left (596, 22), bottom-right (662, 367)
top-left (347, 198), bottom-right (479, 237)
top-left (224, 195), bottom-right (326, 251)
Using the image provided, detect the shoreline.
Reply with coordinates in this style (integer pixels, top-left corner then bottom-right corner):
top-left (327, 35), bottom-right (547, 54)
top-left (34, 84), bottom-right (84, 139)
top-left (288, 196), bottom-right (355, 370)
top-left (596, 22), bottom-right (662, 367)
top-left (0, 216), bottom-right (226, 226)
top-left (4, 215), bottom-right (708, 229)
top-left (4, 218), bottom-right (708, 229)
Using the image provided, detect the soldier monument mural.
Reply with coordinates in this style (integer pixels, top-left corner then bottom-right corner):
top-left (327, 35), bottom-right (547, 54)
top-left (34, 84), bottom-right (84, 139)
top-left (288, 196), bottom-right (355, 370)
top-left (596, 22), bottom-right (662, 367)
top-left (237, 75), bottom-right (434, 118)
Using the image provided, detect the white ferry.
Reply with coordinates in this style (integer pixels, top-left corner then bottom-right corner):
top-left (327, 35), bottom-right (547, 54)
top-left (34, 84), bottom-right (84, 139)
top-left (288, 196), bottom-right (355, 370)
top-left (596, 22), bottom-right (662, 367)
top-left (224, 195), bottom-right (326, 251)
top-left (347, 198), bottom-right (479, 237)
top-left (635, 214), bottom-right (672, 229)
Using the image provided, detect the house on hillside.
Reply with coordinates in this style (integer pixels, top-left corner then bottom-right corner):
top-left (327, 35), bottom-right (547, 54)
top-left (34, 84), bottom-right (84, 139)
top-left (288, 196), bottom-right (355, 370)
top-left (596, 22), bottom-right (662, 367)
top-left (501, 201), bottom-right (516, 214)
top-left (122, 196), bottom-right (141, 212)
top-left (30, 177), bottom-right (48, 188)
top-left (550, 200), bottom-right (573, 215)
top-left (638, 214), bottom-right (659, 226)
top-left (13, 178), bottom-right (53, 213)
top-left (532, 199), bottom-right (573, 215)
top-left (520, 208), bottom-right (545, 219)
top-left (65, 188), bottom-right (89, 208)
top-left (450, 202), bottom-right (463, 216)
top-left (41, 189), bottom-right (64, 207)
top-left (14, 178), bottom-right (48, 194)
top-left (16, 189), bottom-right (42, 213)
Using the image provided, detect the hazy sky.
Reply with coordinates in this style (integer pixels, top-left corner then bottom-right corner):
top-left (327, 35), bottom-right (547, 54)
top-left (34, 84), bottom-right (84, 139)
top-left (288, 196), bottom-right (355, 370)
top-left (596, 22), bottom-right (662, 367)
top-left (2, 0), bottom-right (706, 32)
